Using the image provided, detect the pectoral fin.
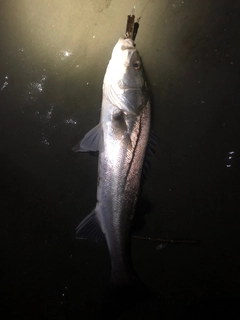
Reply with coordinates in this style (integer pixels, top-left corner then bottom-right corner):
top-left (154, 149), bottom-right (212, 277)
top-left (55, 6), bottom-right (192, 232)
top-left (112, 112), bottom-right (132, 150)
top-left (72, 123), bottom-right (104, 152)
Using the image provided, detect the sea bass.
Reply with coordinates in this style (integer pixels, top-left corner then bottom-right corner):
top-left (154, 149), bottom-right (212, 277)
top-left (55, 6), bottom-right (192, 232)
top-left (73, 37), bottom-right (150, 285)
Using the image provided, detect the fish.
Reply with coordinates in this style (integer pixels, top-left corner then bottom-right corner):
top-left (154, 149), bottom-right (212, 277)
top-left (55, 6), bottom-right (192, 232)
top-left (73, 37), bottom-right (151, 286)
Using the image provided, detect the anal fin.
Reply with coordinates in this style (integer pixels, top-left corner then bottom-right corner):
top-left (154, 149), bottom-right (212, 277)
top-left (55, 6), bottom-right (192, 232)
top-left (76, 210), bottom-right (106, 243)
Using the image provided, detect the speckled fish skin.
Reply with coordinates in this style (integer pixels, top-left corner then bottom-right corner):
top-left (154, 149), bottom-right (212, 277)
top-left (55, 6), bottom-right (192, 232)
top-left (74, 38), bottom-right (150, 285)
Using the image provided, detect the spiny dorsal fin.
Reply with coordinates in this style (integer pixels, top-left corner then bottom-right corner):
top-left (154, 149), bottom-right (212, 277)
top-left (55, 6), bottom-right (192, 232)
top-left (141, 131), bottom-right (158, 181)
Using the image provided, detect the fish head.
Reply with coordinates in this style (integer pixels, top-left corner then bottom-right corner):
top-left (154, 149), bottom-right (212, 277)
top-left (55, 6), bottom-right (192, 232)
top-left (103, 38), bottom-right (149, 115)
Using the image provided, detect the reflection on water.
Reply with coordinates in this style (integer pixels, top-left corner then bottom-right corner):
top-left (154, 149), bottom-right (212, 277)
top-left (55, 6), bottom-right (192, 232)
top-left (64, 118), bottom-right (77, 125)
top-left (57, 49), bottom-right (73, 61)
top-left (1, 75), bottom-right (9, 91)
top-left (27, 75), bottom-right (47, 101)
top-left (34, 104), bottom-right (54, 145)
top-left (226, 151), bottom-right (235, 168)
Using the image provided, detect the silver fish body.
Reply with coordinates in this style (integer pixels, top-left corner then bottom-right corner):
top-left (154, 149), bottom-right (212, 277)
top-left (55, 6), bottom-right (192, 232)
top-left (73, 38), bottom-right (150, 285)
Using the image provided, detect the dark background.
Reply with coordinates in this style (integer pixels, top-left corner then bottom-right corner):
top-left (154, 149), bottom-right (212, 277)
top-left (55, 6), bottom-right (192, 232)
top-left (0, 0), bottom-right (239, 319)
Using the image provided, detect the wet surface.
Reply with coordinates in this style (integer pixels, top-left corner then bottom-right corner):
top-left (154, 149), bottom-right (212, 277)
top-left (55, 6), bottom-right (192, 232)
top-left (1, 0), bottom-right (240, 319)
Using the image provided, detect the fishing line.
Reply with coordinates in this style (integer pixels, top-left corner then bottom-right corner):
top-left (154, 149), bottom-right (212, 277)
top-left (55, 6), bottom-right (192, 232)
top-left (125, 1), bottom-right (152, 42)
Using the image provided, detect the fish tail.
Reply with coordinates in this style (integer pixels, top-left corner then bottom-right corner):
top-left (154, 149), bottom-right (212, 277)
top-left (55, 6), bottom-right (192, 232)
top-left (110, 266), bottom-right (141, 287)
top-left (108, 268), bottom-right (151, 301)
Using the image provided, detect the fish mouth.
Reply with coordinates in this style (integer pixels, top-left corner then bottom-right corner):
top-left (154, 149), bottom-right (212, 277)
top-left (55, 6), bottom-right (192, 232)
top-left (119, 38), bottom-right (135, 51)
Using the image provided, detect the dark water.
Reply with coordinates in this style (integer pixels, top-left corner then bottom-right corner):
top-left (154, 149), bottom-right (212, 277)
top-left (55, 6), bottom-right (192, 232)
top-left (1, 1), bottom-right (240, 319)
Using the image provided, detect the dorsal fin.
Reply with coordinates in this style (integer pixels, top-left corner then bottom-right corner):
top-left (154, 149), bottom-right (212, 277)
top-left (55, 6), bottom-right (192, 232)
top-left (141, 131), bottom-right (158, 181)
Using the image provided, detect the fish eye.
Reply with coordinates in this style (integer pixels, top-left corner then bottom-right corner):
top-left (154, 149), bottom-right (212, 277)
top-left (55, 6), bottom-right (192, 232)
top-left (132, 60), bottom-right (141, 70)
